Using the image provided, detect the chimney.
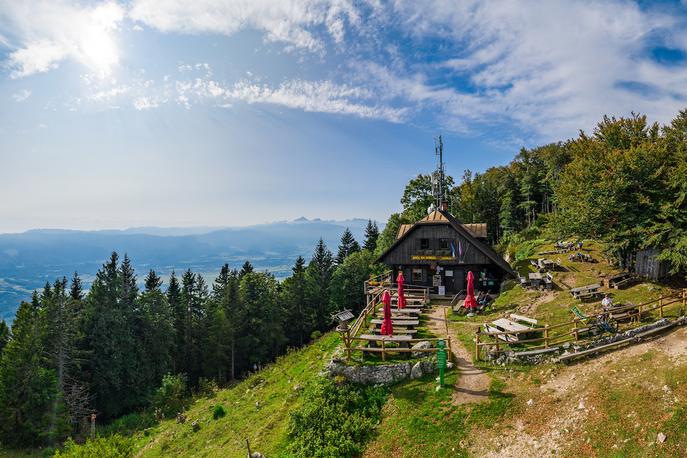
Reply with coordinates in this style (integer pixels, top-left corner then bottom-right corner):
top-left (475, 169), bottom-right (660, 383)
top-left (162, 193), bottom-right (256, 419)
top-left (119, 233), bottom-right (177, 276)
top-left (439, 201), bottom-right (448, 212)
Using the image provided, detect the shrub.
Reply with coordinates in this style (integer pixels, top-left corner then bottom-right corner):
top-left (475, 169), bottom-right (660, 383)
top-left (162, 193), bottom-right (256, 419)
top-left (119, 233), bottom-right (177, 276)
top-left (287, 378), bottom-right (388, 458)
top-left (197, 377), bottom-right (218, 398)
top-left (310, 330), bottom-right (322, 341)
top-left (212, 404), bottom-right (226, 420)
top-left (54, 435), bottom-right (133, 457)
top-left (151, 374), bottom-right (188, 418)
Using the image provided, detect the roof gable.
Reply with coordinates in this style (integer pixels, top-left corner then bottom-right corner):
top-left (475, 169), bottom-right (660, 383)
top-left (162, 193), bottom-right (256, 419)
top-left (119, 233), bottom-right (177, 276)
top-left (379, 210), bottom-right (516, 277)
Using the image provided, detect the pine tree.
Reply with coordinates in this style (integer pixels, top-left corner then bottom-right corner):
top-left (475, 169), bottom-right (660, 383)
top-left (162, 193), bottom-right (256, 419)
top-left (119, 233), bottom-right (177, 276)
top-left (0, 297), bottom-right (56, 446)
top-left (167, 271), bottom-right (184, 374)
top-left (138, 270), bottom-right (174, 395)
top-left (0, 320), bottom-right (9, 356)
top-left (69, 272), bottom-right (83, 301)
top-left (82, 252), bottom-right (139, 419)
top-left (306, 239), bottom-right (335, 331)
top-left (336, 228), bottom-right (360, 264)
top-left (239, 261), bottom-right (254, 278)
top-left (363, 220), bottom-right (379, 252)
top-left (239, 272), bottom-right (285, 367)
top-left (282, 256), bottom-right (311, 347)
top-left (42, 279), bottom-right (77, 443)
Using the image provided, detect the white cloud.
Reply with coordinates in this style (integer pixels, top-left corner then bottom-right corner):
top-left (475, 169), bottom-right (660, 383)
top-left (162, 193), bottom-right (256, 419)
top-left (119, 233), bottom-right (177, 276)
top-left (385, 0), bottom-right (687, 140)
top-left (1, 1), bottom-right (125, 78)
top-left (129, 0), bottom-right (360, 52)
top-left (133, 96), bottom-right (158, 110)
top-left (11, 89), bottom-right (31, 102)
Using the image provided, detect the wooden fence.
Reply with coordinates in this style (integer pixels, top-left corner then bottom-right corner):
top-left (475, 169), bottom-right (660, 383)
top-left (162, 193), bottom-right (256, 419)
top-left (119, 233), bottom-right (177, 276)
top-left (474, 289), bottom-right (687, 361)
top-left (338, 273), bottom-right (436, 362)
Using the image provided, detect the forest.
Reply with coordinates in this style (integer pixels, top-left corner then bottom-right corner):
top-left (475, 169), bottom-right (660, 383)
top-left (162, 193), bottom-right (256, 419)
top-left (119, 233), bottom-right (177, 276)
top-left (3, 108), bottom-right (687, 449)
top-left (0, 223), bottom-right (379, 447)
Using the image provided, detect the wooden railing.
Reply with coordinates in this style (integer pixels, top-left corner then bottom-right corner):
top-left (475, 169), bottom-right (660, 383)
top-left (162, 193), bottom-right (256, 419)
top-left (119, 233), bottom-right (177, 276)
top-left (347, 336), bottom-right (452, 362)
top-left (474, 289), bottom-right (687, 361)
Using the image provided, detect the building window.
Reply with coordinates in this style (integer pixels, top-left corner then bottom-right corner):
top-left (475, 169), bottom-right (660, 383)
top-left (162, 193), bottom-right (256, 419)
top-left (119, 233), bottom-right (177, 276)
top-left (419, 238), bottom-right (430, 250)
top-left (438, 238), bottom-right (450, 250)
top-left (412, 268), bottom-right (423, 283)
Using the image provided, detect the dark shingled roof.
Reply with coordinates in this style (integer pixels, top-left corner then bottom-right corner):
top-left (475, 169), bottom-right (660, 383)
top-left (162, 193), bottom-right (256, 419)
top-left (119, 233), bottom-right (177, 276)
top-left (378, 209), bottom-right (516, 278)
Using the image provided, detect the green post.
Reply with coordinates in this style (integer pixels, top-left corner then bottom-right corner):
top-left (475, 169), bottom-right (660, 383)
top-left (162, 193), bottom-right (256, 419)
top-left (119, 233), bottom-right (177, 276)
top-left (437, 340), bottom-right (447, 387)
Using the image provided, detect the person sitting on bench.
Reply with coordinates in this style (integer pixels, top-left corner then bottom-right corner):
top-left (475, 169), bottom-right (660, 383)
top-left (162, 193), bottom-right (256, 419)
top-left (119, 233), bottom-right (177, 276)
top-left (601, 294), bottom-right (613, 309)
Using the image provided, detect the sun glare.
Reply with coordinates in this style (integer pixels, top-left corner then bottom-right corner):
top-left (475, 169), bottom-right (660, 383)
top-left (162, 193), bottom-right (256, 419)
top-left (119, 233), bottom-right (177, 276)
top-left (77, 2), bottom-right (124, 78)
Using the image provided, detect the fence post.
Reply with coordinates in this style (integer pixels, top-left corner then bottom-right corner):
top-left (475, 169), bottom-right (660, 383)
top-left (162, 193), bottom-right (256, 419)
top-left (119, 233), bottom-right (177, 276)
top-left (573, 318), bottom-right (579, 341)
top-left (447, 336), bottom-right (453, 363)
top-left (544, 325), bottom-right (550, 348)
top-left (381, 339), bottom-right (386, 362)
top-left (659, 295), bottom-right (664, 319)
top-left (345, 328), bottom-right (351, 362)
top-left (474, 328), bottom-right (481, 362)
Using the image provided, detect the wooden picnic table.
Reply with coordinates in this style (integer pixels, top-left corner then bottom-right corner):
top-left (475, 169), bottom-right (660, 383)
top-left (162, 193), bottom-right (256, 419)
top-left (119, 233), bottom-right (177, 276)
top-left (370, 319), bottom-right (419, 327)
top-left (570, 284), bottom-right (601, 298)
top-left (485, 318), bottom-right (536, 343)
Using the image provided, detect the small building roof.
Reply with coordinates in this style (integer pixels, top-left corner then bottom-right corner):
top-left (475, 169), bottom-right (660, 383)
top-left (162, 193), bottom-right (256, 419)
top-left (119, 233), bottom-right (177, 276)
top-left (396, 213), bottom-right (487, 239)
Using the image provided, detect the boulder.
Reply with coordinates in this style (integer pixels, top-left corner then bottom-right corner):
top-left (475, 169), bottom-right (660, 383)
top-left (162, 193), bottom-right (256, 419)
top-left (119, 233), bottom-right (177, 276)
top-left (411, 341), bottom-right (432, 358)
top-left (410, 362), bottom-right (423, 379)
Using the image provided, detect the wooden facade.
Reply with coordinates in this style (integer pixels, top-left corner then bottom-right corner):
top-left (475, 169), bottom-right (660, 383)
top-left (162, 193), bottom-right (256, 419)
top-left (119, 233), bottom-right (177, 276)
top-left (377, 210), bottom-right (516, 295)
top-left (635, 248), bottom-right (670, 281)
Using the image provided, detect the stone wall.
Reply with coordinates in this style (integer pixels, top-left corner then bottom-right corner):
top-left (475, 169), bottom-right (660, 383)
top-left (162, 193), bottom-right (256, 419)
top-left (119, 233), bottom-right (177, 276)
top-left (327, 358), bottom-right (437, 385)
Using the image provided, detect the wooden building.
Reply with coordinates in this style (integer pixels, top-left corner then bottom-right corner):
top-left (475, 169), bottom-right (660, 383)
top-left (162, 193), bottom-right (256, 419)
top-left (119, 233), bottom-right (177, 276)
top-left (376, 208), bottom-right (517, 295)
top-left (635, 248), bottom-right (670, 281)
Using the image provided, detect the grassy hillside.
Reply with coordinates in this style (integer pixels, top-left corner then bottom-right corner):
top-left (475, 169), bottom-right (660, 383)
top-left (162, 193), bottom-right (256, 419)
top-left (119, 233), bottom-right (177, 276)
top-left (6, 238), bottom-right (687, 457)
top-left (133, 333), bottom-right (341, 457)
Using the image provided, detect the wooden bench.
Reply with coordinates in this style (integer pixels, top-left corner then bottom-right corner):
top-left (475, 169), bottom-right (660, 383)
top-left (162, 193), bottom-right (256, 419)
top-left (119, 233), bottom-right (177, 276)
top-left (370, 319), bottom-right (419, 327)
top-left (509, 313), bottom-right (538, 328)
top-left (369, 328), bottom-right (417, 335)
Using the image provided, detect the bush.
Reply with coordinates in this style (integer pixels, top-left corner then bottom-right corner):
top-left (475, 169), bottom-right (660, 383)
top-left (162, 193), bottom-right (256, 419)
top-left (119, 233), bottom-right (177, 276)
top-left (212, 404), bottom-right (226, 420)
top-left (54, 435), bottom-right (133, 457)
top-left (197, 377), bottom-right (218, 398)
top-left (151, 374), bottom-right (188, 418)
top-left (310, 330), bottom-right (322, 340)
top-left (287, 378), bottom-right (387, 458)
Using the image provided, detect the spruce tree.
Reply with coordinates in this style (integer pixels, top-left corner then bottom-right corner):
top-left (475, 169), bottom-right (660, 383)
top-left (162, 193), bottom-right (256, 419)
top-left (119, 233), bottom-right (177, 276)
top-left (82, 252), bottom-right (139, 419)
top-left (282, 256), bottom-right (311, 347)
top-left (167, 271), bottom-right (184, 374)
top-left (336, 228), bottom-right (360, 264)
top-left (0, 297), bottom-right (56, 446)
top-left (69, 272), bottom-right (83, 301)
top-left (306, 239), bottom-right (335, 331)
top-left (363, 220), bottom-right (379, 252)
top-left (239, 261), bottom-right (254, 278)
top-left (0, 320), bottom-right (9, 356)
top-left (138, 270), bottom-right (174, 395)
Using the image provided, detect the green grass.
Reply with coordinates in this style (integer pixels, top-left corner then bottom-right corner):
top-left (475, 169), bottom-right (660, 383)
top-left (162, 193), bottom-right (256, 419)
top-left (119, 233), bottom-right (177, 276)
top-left (131, 333), bottom-right (341, 457)
top-left (363, 373), bottom-right (514, 458)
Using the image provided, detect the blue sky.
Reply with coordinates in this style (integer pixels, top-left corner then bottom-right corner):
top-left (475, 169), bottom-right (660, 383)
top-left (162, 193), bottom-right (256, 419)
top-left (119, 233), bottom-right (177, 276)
top-left (1, 0), bottom-right (687, 233)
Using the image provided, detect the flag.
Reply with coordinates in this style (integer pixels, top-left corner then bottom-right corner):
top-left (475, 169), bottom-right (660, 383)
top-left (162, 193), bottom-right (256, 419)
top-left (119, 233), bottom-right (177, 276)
top-left (450, 240), bottom-right (456, 258)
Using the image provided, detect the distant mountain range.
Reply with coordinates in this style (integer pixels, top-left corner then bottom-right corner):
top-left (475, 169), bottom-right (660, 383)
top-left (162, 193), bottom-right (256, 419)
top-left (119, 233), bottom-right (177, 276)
top-left (0, 218), bottom-right (378, 321)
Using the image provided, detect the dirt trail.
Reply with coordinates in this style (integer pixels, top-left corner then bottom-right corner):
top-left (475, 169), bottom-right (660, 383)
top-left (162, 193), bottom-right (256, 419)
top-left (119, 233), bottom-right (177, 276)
top-left (426, 305), bottom-right (490, 404)
top-left (470, 326), bottom-right (687, 457)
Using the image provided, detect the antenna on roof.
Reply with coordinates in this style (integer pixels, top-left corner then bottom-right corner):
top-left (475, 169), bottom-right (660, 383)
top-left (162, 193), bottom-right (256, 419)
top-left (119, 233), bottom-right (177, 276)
top-left (431, 135), bottom-right (448, 212)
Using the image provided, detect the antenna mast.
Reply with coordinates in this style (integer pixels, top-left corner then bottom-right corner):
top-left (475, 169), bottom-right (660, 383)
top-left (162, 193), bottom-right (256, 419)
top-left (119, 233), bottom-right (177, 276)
top-left (432, 135), bottom-right (447, 210)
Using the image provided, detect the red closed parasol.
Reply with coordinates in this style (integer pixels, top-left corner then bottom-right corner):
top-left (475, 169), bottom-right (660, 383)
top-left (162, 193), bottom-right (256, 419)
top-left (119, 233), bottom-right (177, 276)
top-left (380, 289), bottom-right (393, 336)
top-left (396, 271), bottom-right (406, 310)
top-left (463, 271), bottom-right (477, 311)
